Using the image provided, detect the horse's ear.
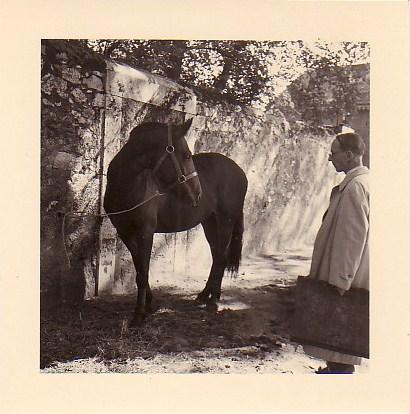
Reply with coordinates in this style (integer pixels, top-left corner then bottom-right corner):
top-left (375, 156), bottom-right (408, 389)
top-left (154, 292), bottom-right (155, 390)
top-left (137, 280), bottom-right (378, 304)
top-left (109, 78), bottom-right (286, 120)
top-left (178, 117), bottom-right (193, 137)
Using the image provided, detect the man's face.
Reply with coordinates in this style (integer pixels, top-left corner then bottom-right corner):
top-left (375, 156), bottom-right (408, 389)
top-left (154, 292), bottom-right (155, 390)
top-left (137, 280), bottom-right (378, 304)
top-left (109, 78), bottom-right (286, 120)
top-left (328, 139), bottom-right (348, 172)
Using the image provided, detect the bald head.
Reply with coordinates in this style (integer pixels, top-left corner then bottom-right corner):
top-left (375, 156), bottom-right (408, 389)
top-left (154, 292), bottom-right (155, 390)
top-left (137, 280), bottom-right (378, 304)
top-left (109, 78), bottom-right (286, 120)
top-left (336, 132), bottom-right (366, 156)
top-left (329, 132), bottom-right (365, 173)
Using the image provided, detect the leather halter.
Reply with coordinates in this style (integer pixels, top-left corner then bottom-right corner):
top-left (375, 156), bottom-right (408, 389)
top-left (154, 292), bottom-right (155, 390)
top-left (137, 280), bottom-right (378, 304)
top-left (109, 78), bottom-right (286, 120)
top-left (151, 123), bottom-right (198, 194)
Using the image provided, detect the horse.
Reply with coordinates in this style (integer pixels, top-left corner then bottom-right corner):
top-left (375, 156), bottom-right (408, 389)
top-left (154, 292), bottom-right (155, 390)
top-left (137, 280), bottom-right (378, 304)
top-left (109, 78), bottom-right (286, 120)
top-left (103, 118), bottom-right (248, 327)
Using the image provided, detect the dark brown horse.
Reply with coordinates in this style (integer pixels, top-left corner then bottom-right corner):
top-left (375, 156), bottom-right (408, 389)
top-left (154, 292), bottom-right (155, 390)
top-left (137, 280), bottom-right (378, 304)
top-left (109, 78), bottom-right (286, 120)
top-left (104, 118), bottom-right (248, 326)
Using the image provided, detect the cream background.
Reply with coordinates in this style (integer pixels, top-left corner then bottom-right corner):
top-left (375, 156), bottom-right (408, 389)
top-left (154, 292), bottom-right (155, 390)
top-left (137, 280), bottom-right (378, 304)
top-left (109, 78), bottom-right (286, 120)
top-left (1, 0), bottom-right (409, 412)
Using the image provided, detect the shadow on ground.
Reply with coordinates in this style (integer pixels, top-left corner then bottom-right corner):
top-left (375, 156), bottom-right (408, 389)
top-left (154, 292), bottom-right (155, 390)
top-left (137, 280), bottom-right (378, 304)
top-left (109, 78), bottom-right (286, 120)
top-left (40, 282), bottom-right (296, 369)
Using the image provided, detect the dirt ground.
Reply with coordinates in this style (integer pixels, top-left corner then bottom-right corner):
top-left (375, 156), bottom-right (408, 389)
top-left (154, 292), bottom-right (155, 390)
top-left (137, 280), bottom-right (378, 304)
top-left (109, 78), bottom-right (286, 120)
top-left (41, 250), bottom-right (369, 374)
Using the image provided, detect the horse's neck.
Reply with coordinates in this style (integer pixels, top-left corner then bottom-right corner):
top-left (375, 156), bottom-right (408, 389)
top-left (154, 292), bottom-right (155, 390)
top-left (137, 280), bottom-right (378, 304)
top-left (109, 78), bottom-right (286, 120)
top-left (107, 159), bottom-right (159, 203)
top-left (111, 148), bottom-right (148, 177)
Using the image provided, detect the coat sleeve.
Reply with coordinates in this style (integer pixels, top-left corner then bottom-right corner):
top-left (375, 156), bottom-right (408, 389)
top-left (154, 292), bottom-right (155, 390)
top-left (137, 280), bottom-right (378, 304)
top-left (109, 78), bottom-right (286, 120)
top-left (328, 180), bottom-right (369, 290)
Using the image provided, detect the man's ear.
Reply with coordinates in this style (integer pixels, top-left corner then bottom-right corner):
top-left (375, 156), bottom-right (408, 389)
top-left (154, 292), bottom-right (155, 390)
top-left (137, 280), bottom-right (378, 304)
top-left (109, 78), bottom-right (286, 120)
top-left (346, 150), bottom-right (354, 160)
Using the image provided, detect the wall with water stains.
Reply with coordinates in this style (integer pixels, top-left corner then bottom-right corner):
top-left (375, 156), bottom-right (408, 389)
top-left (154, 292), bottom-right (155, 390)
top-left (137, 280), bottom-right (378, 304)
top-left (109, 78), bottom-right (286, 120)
top-left (143, 104), bottom-right (341, 287)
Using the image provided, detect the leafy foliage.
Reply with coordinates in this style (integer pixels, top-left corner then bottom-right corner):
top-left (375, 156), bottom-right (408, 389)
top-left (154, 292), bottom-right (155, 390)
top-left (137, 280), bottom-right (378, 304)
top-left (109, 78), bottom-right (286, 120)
top-left (287, 41), bottom-right (369, 124)
top-left (74, 39), bottom-right (369, 120)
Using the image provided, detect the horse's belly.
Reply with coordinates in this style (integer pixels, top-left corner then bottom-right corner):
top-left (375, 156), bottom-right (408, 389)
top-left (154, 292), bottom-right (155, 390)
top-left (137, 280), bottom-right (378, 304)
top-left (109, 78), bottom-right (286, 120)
top-left (155, 222), bottom-right (201, 233)
top-left (155, 212), bottom-right (203, 233)
top-left (155, 203), bottom-right (209, 233)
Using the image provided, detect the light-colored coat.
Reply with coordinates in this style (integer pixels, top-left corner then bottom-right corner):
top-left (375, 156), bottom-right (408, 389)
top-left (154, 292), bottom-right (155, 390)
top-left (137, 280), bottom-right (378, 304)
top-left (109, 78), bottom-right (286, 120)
top-left (310, 166), bottom-right (369, 290)
top-left (304, 166), bottom-right (369, 365)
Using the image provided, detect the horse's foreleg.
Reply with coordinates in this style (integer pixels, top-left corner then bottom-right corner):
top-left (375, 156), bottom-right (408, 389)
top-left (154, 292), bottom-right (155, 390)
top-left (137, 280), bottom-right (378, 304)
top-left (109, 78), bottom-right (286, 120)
top-left (128, 232), bottom-right (154, 327)
top-left (146, 284), bottom-right (153, 311)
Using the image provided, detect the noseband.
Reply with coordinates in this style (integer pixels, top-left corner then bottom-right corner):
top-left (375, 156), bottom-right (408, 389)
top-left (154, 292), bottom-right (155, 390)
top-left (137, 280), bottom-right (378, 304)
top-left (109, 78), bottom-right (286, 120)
top-left (151, 124), bottom-right (198, 193)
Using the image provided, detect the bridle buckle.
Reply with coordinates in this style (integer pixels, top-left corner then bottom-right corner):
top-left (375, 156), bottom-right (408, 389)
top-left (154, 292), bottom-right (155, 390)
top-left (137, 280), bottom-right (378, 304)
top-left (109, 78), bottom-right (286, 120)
top-left (178, 175), bottom-right (187, 183)
top-left (166, 145), bottom-right (175, 154)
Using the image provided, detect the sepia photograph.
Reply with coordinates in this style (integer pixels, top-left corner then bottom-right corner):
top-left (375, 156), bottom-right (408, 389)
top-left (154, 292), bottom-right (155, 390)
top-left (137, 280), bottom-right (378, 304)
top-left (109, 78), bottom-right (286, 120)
top-left (1, 1), bottom-right (409, 413)
top-left (40, 39), bottom-right (370, 374)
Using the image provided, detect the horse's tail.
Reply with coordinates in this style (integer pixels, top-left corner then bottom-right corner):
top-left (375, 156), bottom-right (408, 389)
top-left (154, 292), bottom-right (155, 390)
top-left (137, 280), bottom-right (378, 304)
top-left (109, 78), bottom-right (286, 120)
top-left (226, 212), bottom-right (244, 276)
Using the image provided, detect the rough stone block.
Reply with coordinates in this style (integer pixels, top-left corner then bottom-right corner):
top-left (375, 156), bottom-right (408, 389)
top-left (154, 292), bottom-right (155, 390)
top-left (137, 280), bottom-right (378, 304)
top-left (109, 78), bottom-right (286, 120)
top-left (92, 93), bottom-right (105, 108)
top-left (79, 107), bottom-right (97, 123)
top-left (71, 88), bottom-right (87, 103)
top-left (83, 74), bottom-right (104, 91)
top-left (41, 75), bottom-right (68, 96)
top-left (61, 67), bottom-right (82, 84)
top-left (42, 98), bottom-right (54, 107)
top-left (53, 151), bottom-right (76, 170)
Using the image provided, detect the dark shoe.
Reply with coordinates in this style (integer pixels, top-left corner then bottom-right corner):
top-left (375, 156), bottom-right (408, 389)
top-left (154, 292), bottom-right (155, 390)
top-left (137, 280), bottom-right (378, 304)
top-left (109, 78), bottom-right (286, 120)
top-left (326, 362), bottom-right (355, 374)
top-left (315, 366), bottom-right (331, 374)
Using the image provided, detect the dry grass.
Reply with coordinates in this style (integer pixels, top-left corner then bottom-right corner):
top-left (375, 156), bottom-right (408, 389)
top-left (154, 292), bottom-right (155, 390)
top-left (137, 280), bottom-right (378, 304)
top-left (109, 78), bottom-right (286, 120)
top-left (41, 285), bottom-right (292, 372)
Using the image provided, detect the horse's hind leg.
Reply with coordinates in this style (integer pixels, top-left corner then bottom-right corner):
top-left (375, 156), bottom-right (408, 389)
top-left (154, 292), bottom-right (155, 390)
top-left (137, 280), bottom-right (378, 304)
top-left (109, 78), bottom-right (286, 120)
top-left (197, 214), bottom-right (233, 304)
top-left (196, 215), bottom-right (217, 302)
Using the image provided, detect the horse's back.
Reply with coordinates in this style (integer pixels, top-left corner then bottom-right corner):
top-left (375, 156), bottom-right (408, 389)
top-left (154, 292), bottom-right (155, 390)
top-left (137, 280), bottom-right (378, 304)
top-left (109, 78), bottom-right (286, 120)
top-left (154, 153), bottom-right (247, 232)
top-left (194, 153), bottom-right (247, 185)
top-left (193, 152), bottom-right (248, 212)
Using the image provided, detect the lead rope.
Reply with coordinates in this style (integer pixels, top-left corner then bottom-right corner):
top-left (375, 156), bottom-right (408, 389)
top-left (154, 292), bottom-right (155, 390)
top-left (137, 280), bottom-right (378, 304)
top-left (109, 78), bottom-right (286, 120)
top-left (61, 189), bottom-right (165, 269)
top-left (62, 122), bottom-right (198, 269)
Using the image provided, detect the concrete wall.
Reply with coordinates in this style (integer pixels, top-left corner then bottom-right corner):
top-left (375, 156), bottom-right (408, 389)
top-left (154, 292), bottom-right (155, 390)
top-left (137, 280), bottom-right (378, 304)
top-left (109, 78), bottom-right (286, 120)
top-left (193, 104), bottom-right (339, 254)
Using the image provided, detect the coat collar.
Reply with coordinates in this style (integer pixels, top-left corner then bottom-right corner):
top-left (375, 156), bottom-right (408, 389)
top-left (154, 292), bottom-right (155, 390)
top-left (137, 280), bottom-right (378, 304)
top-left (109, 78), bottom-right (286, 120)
top-left (338, 166), bottom-right (369, 191)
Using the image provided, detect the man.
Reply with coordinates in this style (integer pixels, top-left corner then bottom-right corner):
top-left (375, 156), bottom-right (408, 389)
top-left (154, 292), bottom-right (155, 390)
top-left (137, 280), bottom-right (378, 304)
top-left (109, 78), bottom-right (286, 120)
top-left (303, 132), bottom-right (369, 374)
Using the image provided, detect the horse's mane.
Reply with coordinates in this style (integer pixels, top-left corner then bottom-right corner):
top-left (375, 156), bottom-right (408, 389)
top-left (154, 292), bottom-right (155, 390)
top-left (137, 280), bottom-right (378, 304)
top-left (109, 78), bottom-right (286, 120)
top-left (110, 119), bottom-right (192, 171)
top-left (128, 118), bottom-right (193, 144)
top-left (129, 122), bottom-right (164, 137)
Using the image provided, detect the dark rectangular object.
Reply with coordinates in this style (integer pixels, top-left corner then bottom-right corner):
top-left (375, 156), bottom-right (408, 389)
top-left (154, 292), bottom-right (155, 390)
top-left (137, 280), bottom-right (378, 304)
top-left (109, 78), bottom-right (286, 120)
top-left (290, 276), bottom-right (369, 358)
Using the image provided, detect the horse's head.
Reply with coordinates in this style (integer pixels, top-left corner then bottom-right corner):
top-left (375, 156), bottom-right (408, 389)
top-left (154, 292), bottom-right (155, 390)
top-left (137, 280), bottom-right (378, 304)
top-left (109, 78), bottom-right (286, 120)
top-left (151, 118), bottom-right (202, 207)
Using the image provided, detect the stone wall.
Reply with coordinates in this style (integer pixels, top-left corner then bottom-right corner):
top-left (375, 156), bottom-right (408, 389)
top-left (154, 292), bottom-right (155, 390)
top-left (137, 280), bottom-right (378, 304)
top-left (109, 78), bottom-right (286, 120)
top-left (41, 40), bottom-right (199, 304)
top-left (41, 40), bottom-right (106, 307)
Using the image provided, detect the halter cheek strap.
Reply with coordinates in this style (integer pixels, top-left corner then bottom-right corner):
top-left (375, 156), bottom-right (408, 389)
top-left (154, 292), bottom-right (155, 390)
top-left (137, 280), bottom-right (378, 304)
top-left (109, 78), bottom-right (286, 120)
top-left (151, 124), bottom-right (198, 193)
